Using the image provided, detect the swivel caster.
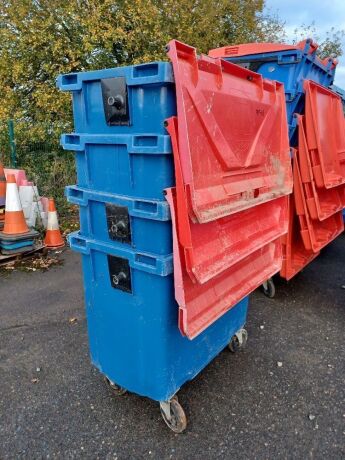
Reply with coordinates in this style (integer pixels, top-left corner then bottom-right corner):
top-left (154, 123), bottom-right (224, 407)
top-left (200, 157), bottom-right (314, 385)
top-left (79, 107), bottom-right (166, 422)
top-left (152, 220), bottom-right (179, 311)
top-left (228, 328), bottom-right (248, 353)
top-left (104, 377), bottom-right (127, 396)
top-left (262, 277), bottom-right (276, 298)
top-left (160, 396), bottom-right (187, 433)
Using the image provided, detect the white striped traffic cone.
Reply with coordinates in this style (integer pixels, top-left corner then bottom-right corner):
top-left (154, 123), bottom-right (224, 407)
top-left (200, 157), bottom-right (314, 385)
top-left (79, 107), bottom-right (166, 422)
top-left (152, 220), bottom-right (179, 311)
top-left (2, 174), bottom-right (29, 235)
top-left (44, 198), bottom-right (65, 248)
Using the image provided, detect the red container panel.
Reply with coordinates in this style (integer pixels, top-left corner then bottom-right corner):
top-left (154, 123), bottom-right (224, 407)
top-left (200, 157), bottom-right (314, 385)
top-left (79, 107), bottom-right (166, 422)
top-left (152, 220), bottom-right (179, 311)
top-left (208, 39), bottom-right (336, 69)
top-left (167, 40), bottom-right (292, 223)
top-left (297, 115), bottom-right (345, 221)
top-left (280, 196), bottom-right (319, 281)
top-left (166, 117), bottom-right (288, 284)
top-left (209, 42), bottom-right (297, 59)
top-left (304, 80), bottom-right (345, 189)
top-left (166, 188), bottom-right (282, 339)
top-left (293, 153), bottom-right (344, 253)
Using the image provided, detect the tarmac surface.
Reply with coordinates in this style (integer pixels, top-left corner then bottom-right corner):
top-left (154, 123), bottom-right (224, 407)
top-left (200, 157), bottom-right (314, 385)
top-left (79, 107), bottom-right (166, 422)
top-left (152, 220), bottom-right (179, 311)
top-left (0, 236), bottom-right (344, 459)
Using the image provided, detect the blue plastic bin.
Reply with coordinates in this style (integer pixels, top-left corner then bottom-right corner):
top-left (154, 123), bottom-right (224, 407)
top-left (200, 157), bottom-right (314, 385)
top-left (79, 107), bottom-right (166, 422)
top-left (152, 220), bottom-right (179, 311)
top-left (57, 62), bottom-right (176, 134)
top-left (66, 185), bottom-right (172, 255)
top-left (61, 133), bottom-right (174, 200)
top-left (69, 232), bottom-right (249, 403)
top-left (60, 59), bottom-right (251, 431)
top-left (224, 43), bottom-right (336, 144)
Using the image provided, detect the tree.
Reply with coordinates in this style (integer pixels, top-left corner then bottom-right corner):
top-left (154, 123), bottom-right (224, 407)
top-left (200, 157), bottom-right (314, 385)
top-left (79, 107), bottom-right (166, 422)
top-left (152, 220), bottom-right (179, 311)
top-left (290, 22), bottom-right (345, 59)
top-left (0, 0), bottom-right (266, 124)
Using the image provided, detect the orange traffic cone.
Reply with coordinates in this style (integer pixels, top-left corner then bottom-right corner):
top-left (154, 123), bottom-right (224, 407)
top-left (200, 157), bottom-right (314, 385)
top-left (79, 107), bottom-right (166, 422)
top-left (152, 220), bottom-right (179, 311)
top-left (0, 163), bottom-right (6, 222)
top-left (2, 174), bottom-right (29, 235)
top-left (44, 198), bottom-right (65, 248)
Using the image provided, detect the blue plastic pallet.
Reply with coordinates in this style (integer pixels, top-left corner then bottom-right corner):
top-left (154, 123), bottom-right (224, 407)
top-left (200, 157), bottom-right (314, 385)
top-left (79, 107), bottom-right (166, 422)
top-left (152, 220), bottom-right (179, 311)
top-left (57, 62), bottom-right (176, 134)
top-left (66, 185), bottom-right (172, 255)
top-left (225, 44), bottom-right (336, 144)
top-left (61, 133), bottom-right (174, 200)
top-left (69, 232), bottom-right (249, 402)
top-left (0, 240), bottom-right (34, 250)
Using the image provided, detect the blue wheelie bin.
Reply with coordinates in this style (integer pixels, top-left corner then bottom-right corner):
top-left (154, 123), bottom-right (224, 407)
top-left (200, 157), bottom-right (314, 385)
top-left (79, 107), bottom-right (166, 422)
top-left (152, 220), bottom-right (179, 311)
top-left (58, 61), bottom-right (250, 433)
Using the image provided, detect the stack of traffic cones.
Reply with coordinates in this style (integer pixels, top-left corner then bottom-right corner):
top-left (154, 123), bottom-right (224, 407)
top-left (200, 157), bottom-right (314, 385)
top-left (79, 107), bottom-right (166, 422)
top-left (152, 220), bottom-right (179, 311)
top-left (44, 198), bottom-right (65, 249)
top-left (0, 174), bottom-right (39, 254)
top-left (0, 163), bottom-right (6, 230)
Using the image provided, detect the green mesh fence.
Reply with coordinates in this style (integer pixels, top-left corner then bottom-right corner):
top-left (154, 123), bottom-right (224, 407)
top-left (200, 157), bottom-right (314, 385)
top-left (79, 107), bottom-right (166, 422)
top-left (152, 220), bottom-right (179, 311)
top-left (0, 120), bottom-right (75, 215)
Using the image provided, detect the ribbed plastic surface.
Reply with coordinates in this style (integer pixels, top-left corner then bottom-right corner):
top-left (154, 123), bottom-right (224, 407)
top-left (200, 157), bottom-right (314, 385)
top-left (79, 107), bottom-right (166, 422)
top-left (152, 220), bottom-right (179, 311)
top-left (296, 115), bottom-right (345, 221)
top-left (293, 152), bottom-right (344, 253)
top-left (280, 196), bottom-right (319, 281)
top-left (304, 80), bottom-right (345, 189)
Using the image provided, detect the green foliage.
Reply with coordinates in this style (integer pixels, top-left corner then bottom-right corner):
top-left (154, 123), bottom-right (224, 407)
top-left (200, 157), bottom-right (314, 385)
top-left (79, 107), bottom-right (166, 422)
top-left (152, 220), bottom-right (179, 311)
top-left (290, 23), bottom-right (345, 59)
top-left (0, 0), bottom-right (268, 123)
top-left (0, 120), bottom-right (75, 215)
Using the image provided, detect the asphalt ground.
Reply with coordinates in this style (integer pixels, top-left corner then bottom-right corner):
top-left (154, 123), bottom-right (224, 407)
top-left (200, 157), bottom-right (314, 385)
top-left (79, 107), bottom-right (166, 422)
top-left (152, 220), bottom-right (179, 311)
top-left (0, 236), bottom-right (344, 459)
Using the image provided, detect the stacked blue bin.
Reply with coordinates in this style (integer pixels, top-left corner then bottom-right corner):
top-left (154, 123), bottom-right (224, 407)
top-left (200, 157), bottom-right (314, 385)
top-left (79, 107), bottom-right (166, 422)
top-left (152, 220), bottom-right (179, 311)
top-left (220, 39), bottom-right (336, 145)
top-left (58, 61), bottom-right (249, 431)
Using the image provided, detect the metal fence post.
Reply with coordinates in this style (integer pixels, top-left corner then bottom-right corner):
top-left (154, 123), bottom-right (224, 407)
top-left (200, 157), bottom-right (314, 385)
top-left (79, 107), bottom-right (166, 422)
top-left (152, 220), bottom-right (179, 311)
top-left (8, 119), bottom-right (17, 168)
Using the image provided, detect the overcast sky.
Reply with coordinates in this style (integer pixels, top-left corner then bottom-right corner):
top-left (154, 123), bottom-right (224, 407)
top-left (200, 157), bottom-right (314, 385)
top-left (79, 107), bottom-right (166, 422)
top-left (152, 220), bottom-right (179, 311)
top-left (264, 0), bottom-right (345, 88)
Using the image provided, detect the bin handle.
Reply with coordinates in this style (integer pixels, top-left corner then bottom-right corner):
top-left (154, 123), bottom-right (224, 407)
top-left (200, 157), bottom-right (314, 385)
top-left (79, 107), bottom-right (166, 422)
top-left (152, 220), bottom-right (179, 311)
top-left (68, 235), bottom-right (90, 255)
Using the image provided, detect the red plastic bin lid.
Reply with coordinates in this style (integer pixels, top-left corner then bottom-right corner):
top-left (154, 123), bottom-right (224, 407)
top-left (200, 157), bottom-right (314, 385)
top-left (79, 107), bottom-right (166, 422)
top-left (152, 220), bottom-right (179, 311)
top-left (304, 80), bottom-right (345, 189)
top-left (166, 187), bottom-right (282, 339)
top-left (296, 115), bottom-right (345, 221)
top-left (208, 39), bottom-right (337, 69)
top-left (167, 40), bottom-right (292, 224)
top-left (280, 195), bottom-right (319, 281)
top-left (293, 151), bottom-right (344, 254)
top-left (209, 42), bottom-right (297, 59)
top-left (166, 116), bottom-right (288, 284)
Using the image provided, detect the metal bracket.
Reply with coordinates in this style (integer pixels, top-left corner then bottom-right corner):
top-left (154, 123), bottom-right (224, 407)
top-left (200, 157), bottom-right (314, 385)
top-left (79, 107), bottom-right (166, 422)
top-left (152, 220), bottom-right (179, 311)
top-left (107, 255), bottom-right (132, 293)
top-left (105, 204), bottom-right (131, 243)
top-left (101, 77), bottom-right (130, 126)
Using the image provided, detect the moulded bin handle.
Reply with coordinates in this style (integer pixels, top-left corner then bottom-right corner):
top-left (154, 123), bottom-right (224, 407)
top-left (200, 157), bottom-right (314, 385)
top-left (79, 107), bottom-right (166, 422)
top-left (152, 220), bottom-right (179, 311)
top-left (61, 134), bottom-right (83, 151)
top-left (65, 185), bottom-right (87, 206)
top-left (132, 252), bottom-right (173, 276)
top-left (65, 186), bottom-right (87, 206)
top-left (57, 73), bottom-right (82, 91)
top-left (61, 132), bottom-right (172, 155)
top-left (66, 185), bottom-right (170, 221)
top-left (69, 234), bottom-right (173, 276)
top-left (68, 233), bottom-right (90, 255)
